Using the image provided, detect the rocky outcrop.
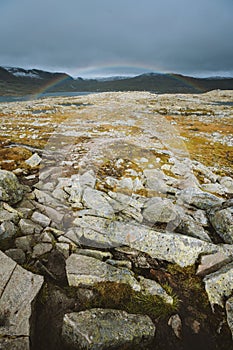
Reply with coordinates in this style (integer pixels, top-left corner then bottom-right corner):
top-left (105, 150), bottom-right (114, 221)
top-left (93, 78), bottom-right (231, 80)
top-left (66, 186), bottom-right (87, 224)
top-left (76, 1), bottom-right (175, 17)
top-left (62, 308), bottom-right (155, 350)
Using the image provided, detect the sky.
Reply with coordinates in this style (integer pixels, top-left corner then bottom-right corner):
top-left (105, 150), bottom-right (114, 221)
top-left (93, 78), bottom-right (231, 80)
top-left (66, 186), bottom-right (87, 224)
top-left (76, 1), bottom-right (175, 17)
top-left (0, 0), bottom-right (233, 78)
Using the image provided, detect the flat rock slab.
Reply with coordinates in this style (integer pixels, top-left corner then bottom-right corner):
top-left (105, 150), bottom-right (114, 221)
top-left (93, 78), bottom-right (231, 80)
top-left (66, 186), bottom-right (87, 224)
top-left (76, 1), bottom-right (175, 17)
top-left (66, 254), bottom-right (140, 291)
top-left (203, 262), bottom-right (233, 308)
top-left (62, 308), bottom-right (155, 350)
top-left (73, 217), bottom-right (218, 267)
top-left (0, 250), bottom-right (44, 337)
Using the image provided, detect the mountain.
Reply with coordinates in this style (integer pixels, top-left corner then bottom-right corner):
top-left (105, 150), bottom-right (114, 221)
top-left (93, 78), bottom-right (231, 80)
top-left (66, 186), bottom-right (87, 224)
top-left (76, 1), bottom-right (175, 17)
top-left (0, 66), bottom-right (233, 96)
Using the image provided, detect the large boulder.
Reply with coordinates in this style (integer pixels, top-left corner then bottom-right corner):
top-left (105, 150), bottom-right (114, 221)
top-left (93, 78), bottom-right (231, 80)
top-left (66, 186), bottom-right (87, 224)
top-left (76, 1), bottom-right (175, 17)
top-left (0, 250), bottom-right (44, 349)
top-left (0, 170), bottom-right (25, 205)
top-left (62, 308), bottom-right (155, 349)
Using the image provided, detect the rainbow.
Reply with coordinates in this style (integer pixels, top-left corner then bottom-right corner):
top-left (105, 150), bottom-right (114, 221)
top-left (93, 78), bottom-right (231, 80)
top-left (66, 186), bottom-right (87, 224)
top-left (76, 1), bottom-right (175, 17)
top-left (30, 63), bottom-right (204, 100)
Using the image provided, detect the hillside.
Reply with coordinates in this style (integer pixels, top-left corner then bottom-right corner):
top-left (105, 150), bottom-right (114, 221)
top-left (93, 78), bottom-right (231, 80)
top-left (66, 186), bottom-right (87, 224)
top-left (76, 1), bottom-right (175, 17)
top-left (0, 66), bottom-right (233, 96)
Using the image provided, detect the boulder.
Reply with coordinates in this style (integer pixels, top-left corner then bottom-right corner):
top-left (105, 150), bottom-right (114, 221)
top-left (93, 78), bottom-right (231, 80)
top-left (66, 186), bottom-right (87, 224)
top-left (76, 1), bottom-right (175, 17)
top-left (208, 207), bottom-right (233, 244)
top-left (82, 188), bottom-right (114, 218)
top-left (142, 197), bottom-right (179, 225)
top-left (196, 251), bottom-right (232, 276)
top-left (0, 170), bottom-right (24, 205)
top-left (62, 308), bottom-right (155, 350)
top-left (66, 253), bottom-right (140, 291)
top-left (0, 251), bottom-right (43, 347)
top-left (177, 187), bottom-right (223, 210)
top-left (203, 262), bottom-right (233, 308)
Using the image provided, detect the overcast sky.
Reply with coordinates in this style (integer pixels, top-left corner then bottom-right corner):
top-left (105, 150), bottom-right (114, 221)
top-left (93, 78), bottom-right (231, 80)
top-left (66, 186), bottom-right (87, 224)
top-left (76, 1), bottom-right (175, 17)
top-left (0, 0), bottom-right (233, 77)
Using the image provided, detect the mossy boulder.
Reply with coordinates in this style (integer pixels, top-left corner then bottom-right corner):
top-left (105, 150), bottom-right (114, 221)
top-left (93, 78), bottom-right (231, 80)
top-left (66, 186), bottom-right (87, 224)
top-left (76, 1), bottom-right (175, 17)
top-left (0, 170), bottom-right (24, 205)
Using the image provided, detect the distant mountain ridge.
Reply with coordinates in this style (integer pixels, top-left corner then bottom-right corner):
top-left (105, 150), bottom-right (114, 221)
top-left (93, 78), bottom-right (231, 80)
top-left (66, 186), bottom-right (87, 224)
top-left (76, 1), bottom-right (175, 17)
top-left (0, 65), bottom-right (233, 96)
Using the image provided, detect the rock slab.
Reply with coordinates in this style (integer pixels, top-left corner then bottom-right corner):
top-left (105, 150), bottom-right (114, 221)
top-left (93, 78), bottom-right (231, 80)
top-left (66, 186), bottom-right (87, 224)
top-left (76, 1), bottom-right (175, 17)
top-left (62, 308), bottom-right (155, 350)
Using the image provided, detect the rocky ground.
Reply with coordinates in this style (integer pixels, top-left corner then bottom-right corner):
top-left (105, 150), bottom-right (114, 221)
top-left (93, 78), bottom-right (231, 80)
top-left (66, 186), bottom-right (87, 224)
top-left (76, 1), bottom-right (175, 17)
top-left (0, 90), bottom-right (233, 349)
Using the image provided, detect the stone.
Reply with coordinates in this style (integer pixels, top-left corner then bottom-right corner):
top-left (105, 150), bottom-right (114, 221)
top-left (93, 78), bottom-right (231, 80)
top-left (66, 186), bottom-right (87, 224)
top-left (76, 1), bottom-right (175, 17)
top-left (177, 214), bottom-right (211, 242)
top-left (34, 189), bottom-right (63, 208)
top-left (32, 243), bottom-right (53, 258)
top-left (139, 275), bottom-right (173, 304)
top-left (4, 248), bottom-right (26, 265)
top-left (0, 221), bottom-right (17, 240)
top-left (201, 183), bottom-right (226, 195)
top-left (73, 217), bottom-right (218, 267)
top-left (0, 251), bottom-right (43, 339)
top-left (33, 202), bottom-right (64, 224)
top-left (177, 187), bottom-right (223, 210)
top-left (79, 170), bottom-right (96, 188)
top-left (15, 235), bottom-right (39, 253)
top-left (0, 170), bottom-right (24, 204)
top-left (19, 218), bottom-right (43, 235)
top-left (226, 296), bottom-right (233, 339)
top-left (208, 207), bottom-right (233, 244)
top-left (31, 211), bottom-right (51, 228)
top-left (219, 176), bottom-right (233, 193)
top-left (52, 188), bottom-right (68, 201)
top-left (82, 188), bottom-right (114, 218)
top-left (196, 251), bottom-right (232, 276)
top-left (144, 169), bottom-right (169, 193)
top-left (75, 248), bottom-right (113, 261)
top-left (142, 197), bottom-right (179, 225)
top-left (25, 153), bottom-right (42, 167)
top-left (192, 209), bottom-right (208, 227)
top-left (203, 262), bottom-right (233, 308)
top-left (55, 242), bottom-right (70, 259)
top-left (0, 337), bottom-right (29, 350)
top-left (62, 309), bottom-right (155, 350)
top-left (106, 259), bottom-right (132, 270)
top-left (0, 207), bottom-right (19, 223)
top-left (66, 254), bottom-right (141, 291)
top-left (168, 314), bottom-right (182, 339)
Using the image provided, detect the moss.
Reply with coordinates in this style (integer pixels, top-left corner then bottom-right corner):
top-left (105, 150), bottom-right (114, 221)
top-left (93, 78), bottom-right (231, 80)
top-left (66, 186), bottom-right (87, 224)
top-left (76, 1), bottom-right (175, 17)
top-left (87, 281), bottom-right (178, 320)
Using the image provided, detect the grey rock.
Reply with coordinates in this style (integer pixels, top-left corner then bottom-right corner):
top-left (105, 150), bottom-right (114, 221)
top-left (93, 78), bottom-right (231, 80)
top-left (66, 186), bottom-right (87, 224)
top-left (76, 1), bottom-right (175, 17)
top-left (52, 188), bottom-right (68, 201)
top-left (15, 235), bottom-right (39, 253)
top-left (0, 337), bottom-right (29, 350)
top-left (226, 296), bottom-right (233, 339)
top-left (75, 248), bottom-right (112, 261)
top-left (19, 218), bottom-right (43, 235)
top-left (196, 251), bottom-right (232, 276)
top-left (0, 170), bottom-right (24, 204)
top-left (25, 153), bottom-right (42, 167)
top-left (144, 169), bottom-right (169, 193)
top-left (201, 183), bottom-right (227, 195)
top-left (73, 216), bottom-right (218, 266)
top-left (208, 207), bottom-right (233, 244)
top-left (32, 243), bottom-right (53, 258)
top-left (55, 242), bottom-right (70, 259)
top-left (0, 207), bottom-right (19, 224)
top-left (219, 176), bottom-right (233, 193)
top-left (177, 214), bottom-right (211, 242)
top-left (0, 251), bottom-right (43, 338)
top-left (106, 259), bottom-right (132, 270)
top-left (203, 262), bottom-right (233, 308)
top-left (66, 254), bottom-right (141, 291)
top-left (192, 209), bottom-right (208, 227)
top-left (62, 309), bottom-right (155, 350)
top-left (4, 248), bottom-right (26, 265)
top-left (168, 314), bottom-right (182, 339)
top-left (0, 221), bottom-right (17, 240)
top-left (82, 188), bottom-right (114, 218)
top-left (79, 170), bottom-right (96, 188)
top-left (139, 275), bottom-right (173, 304)
top-left (177, 187), bottom-right (223, 209)
top-left (142, 197), bottom-right (179, 225)
top-left (33, 202), bottom-right (64, 224)
top-left (34, 189), bottom-right (63, 208)
top-left (31, 211), bottom-right (51, 228)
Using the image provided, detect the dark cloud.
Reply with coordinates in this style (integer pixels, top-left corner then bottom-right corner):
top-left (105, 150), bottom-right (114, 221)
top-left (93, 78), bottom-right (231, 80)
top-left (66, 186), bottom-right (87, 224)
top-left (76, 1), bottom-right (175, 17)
top-left (0, 0), bottom-right (233, 77)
